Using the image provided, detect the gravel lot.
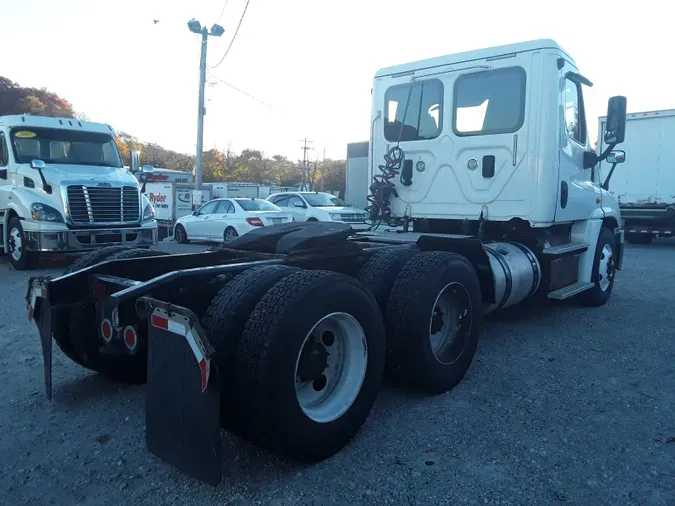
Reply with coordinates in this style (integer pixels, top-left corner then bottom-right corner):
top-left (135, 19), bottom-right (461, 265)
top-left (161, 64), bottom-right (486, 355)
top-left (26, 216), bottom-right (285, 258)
top-left (1, 240), bottom-right (674, 506)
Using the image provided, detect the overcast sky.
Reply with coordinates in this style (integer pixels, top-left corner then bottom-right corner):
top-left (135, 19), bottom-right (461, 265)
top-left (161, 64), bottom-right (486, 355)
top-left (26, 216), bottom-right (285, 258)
top-left (1, 0), bottom-right (672, 161)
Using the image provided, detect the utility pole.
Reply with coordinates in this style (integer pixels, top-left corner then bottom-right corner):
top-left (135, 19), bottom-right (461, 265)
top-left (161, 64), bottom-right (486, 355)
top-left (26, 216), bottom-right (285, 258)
top-left (299, 138), bottom-right (313, 190)
top-left (321, 148), bottom-right (325, 192)
top-left (187, 19), bottom-right (225, 195)
top-left (195, 29), bottom-right (207, 191)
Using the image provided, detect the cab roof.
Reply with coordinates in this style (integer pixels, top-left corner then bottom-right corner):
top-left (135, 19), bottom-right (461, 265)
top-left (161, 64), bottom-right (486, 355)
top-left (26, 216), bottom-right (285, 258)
top-left (0, 115), bottom-right (116, 135)
top-left (374, 39), bottom-right (572, 78)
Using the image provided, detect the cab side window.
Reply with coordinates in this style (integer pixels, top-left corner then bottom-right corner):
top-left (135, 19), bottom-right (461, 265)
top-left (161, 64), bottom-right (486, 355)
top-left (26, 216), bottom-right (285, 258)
top-left (564, 78), bottom-right (587, 145)
top-left (0, 132), bottom-right (9, 179)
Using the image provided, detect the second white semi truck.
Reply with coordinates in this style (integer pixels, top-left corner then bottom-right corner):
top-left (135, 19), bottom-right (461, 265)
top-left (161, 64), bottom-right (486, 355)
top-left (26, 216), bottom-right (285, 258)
top-left (0, 115), bottom-right (158, 269)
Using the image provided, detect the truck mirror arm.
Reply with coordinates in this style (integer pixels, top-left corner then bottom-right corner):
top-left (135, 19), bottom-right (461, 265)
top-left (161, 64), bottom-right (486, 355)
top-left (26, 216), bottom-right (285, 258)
top-left (602, 162), bottom-right (618, 191)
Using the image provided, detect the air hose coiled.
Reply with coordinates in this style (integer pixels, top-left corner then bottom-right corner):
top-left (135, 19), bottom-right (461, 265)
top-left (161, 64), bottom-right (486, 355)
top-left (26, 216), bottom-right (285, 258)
top-left (365, 146), bottom-right (404, 224)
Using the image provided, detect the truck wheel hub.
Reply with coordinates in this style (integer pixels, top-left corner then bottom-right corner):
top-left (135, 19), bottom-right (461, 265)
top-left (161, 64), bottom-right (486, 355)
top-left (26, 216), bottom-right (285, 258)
top-left (294, 313), bottom-right (368, 424)
top-left (297, 340), bottom-right (329, 382)
top-left (429, 282), bottom-right (472, 366)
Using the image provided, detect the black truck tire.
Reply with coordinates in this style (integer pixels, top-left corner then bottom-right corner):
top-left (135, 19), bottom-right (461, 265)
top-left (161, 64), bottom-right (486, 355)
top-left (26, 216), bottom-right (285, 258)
top-left (65, 245), bottom-right (134, 274)
top-left (201, 265), bottom-right (299, 433)
top-left (386, 251), bottom-right (483, 394)
top-left (7, 217), bottom-right (39, 270)
top-left (52, 245), bottom-right (136, 367)
top-left (357, 244), bottom-right (420, 318)
top-left (577, 227), bottom-right (617, 307)
top-left (68, 248), bottom-right (168, 384)
top-left (235, 270), bottom-right (386, 462)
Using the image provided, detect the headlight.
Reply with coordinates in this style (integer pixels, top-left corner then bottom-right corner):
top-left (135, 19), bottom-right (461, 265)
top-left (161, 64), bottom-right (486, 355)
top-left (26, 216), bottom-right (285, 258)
top-left (330, 213), bottom-right (343, 221)
top-left (142, 203), bottom-right (155, 221)
top-left (31, 203), bottom-right (64, 222)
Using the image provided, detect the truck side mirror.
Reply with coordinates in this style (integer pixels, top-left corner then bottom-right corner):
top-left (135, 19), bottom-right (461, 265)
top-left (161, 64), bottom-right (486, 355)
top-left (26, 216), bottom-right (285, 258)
top-left (606, 150), bottom-right (626, 164)
top-left (604, 96), bottom-right (627, 145)
top-left (130, 150), bottom-right (140, 172)
top-left (30, 159), bottom-right (46, 170)
top-left (141, 165), bottom-right (154, 174)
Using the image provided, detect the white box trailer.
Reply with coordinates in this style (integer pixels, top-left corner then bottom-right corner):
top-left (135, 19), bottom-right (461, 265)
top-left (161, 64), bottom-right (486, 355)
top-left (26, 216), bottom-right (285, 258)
top-left (345, 141), bottom-right (369, 210)
top-left (598, 109), bottom-right (675, 243)
top-left (145, 182), bottom-right (197, 222)
top-left (209, 182), bottom-right (260, 199)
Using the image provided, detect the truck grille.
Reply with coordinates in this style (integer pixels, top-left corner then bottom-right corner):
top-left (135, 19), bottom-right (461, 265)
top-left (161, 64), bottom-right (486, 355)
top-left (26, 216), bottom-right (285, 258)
top-left (67, 185), bottom-right (140, 224)
top-left (339, 213), bottom-right (367, 223)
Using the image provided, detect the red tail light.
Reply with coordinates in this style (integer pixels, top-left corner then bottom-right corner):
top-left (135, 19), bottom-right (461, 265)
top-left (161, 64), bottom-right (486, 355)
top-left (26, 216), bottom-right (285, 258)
top-left (246, 217), bottom-right (264, 227)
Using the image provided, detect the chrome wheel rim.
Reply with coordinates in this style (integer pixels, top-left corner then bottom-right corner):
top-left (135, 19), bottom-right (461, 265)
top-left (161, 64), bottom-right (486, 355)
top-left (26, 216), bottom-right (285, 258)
top-left (294, 312), bottom-right (368, 424)
top-left (429, 282), bottom-right (472, 365)
top-left (224, 228), bottom-right (238, 242)
top-left (598, 244), bottom-right (615, 292)
top-left (9, 227), bottom-right (22, 261)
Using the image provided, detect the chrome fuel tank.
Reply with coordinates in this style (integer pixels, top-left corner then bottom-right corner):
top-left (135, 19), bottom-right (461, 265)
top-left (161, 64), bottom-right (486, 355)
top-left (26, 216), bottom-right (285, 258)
top-left (483, 242), bottom-right (541, 313)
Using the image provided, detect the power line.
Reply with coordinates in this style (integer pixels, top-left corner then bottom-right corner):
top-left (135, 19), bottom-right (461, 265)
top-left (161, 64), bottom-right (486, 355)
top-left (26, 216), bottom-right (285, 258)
top-left (207, 0), bottom-right (252, 69)
top-left (214, 0), bottom-right (230, 25)
top-left (207, 70), bottom-right (282, 112)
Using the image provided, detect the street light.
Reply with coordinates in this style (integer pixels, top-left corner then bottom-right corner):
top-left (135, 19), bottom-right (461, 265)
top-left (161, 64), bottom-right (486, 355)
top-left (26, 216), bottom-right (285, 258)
top-left (188, 18), bottom-right (224, 197)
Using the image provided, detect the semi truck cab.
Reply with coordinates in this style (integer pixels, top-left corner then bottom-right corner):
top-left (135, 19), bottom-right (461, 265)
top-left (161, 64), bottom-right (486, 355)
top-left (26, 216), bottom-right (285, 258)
top-left (368, 39), bottom-right (625, 230)
top-left (0, 115), bottom-right (158, 269)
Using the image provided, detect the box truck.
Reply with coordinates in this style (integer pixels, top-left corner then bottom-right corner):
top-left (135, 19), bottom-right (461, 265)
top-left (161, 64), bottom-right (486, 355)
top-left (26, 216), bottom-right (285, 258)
top-left (597, 109), bottom-right (675, 243)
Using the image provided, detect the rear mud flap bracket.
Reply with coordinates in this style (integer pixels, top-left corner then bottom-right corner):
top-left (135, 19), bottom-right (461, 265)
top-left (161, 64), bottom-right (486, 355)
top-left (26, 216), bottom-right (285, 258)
top-left (140, 297), bottom-right (222, 486)
top-left (26, 278), bottom-right (53, 400)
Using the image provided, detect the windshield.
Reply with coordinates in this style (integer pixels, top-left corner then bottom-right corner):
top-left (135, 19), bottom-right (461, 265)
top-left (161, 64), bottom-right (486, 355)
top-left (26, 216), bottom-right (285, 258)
top-left (10, 127), bottom-right (123, 167)
top-left (302, 193), bottom-right (348, 207)
top-left (235, 199), bottom-right (280, 211)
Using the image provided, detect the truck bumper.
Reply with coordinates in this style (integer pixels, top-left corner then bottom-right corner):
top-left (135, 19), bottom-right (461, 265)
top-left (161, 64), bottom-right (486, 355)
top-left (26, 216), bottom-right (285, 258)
top-left (22, 221), bottom-right (158, 253)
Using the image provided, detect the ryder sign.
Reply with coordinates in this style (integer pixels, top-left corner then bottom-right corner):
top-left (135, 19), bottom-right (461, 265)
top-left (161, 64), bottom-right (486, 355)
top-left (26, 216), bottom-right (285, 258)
top-left (146, 183), bottom-right (174, 221)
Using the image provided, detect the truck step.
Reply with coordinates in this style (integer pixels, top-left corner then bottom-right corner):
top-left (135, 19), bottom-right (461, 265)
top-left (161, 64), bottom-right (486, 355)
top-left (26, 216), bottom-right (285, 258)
top-left (542, 242), bottom-right (589, 255)
top-left (547, 281), bottom-right (595, 300)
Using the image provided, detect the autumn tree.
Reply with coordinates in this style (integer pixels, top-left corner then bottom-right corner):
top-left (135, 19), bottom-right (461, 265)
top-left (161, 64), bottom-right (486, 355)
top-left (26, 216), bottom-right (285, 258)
top-left (0, 76), bottom-right (75, 117)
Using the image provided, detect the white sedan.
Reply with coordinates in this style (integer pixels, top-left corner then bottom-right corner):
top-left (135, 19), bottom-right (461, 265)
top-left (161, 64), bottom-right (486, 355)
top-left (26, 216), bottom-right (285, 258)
top-left (266, 191), bottom-right (370, 230)
top-left (173, 198), bottom-right (292, 244)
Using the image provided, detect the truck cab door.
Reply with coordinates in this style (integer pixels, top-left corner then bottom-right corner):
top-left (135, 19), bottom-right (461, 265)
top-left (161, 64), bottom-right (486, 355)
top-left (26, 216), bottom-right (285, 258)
top-left (554, 69), bottom-right (602, 222)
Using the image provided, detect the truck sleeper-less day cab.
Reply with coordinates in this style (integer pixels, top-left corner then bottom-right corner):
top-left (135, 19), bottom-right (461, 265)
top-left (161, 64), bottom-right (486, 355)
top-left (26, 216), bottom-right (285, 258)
top-left (25, 39), bottom-right (627, 485)
top-left (0, 115), bottom-right (158, 270)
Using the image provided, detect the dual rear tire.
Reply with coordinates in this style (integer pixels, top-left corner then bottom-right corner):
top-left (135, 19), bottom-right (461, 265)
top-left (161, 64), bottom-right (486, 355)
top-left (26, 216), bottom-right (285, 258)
top-left (200, 248), bottom-right (483, 463)
top-left (202, 267), bottom-right (385, 461)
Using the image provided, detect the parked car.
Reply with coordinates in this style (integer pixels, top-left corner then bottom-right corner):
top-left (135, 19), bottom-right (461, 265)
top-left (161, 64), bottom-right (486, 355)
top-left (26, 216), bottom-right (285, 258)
top-left (266, 191), bottom-right (369, 229)
top-left (173, 197), bottom-right (292, 244)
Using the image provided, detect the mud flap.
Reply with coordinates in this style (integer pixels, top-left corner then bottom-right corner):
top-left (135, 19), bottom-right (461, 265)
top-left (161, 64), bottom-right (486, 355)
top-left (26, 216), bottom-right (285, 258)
top-left (141, 297), bottom-right (222, 486)
top-left (26, 278), bottom-right (53, 400)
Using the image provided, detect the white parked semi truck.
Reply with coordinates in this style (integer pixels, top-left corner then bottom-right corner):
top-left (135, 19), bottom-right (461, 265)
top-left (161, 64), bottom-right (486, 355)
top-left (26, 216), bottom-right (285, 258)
top-left (597, 109), bottom-right (675, 244)
top-left (0, 115), bottom-right (158, 269)
top-left (26, 39), bottom-right (628, 485)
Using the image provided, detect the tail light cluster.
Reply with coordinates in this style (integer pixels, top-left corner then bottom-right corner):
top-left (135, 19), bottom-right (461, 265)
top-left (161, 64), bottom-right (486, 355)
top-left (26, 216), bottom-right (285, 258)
top-left (246, 217), bottom-right (264, 227)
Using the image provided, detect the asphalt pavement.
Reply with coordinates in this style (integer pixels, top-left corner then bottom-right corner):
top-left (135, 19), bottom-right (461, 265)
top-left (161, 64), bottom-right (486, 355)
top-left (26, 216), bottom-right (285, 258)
top-left (0, 239), bottom-right (674, 505)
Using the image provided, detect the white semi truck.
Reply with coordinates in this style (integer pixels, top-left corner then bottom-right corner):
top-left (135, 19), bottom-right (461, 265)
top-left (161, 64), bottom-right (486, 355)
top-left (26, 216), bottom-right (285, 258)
top-left (597, 109), bottom-right (675, 244)
top-left (27, 39), bottom-right (628, 485)
top-left (0, 115), bottom-right (158, 269)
